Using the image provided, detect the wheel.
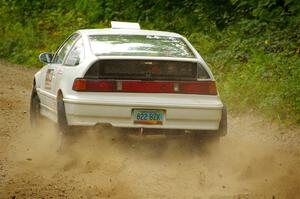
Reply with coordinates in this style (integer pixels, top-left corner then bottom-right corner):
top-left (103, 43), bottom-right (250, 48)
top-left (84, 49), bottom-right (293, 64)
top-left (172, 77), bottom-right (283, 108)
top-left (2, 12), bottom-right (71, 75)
top-left (57, 97), bottom-right (72, 135)
top-left (217, 105), bottom-right (227, 136)
top-left (30, 87), bottom-right (43, 128)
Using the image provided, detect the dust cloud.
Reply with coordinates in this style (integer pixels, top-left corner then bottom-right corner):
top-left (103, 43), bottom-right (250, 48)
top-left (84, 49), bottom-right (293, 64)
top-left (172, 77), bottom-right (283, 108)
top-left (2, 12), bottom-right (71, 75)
top-left (3, 118), bottom-right (300, 199)
top-left (1, 60), bottom-right (300, 198)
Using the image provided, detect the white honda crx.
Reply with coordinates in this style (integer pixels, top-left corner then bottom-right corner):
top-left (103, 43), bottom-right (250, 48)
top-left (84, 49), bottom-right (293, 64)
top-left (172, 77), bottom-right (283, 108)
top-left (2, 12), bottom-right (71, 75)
top-left (30, 21), bottom-right (227, 141)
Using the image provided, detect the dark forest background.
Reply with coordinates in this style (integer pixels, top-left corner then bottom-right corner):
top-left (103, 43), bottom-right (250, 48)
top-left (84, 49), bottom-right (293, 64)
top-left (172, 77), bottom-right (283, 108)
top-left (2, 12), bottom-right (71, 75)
top-left (0, 0), bottom-right (299, 124)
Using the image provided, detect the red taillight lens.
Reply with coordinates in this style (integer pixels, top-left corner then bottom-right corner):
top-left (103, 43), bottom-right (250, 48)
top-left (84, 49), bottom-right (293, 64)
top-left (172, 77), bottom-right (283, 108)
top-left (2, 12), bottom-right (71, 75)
top-left (122, 81), bottom-right (174, 93)
top-left (87, 80), bottom-right (115, 91)
top-left (73, 79), bottom-right (115, 91)
top-left (72, 79), bottom-right (87, 91)
top-left (180, 81), bottom-right (217, 95)
top-left (72, 79), bottom-right (217, 95)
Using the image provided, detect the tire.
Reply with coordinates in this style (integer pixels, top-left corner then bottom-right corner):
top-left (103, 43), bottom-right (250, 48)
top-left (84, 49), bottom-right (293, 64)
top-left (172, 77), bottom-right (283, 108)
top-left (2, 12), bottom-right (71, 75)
top-left (30, 87), bottom-right (43, 128)
top-left (217, 105), bottom-right (227, 136)
top-left (57, 98), bottom-right (72, 135)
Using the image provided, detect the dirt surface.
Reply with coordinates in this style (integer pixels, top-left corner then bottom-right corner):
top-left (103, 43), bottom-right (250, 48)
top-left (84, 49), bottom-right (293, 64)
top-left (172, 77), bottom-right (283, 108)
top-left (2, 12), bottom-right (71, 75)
top-left (1, 60), bottom-right (300, 199)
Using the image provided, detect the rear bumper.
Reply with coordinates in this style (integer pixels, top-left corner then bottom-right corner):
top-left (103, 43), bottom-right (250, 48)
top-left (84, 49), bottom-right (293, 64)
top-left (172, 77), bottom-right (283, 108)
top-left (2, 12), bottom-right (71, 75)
top-left (63, 93), bottom-right (223, 130)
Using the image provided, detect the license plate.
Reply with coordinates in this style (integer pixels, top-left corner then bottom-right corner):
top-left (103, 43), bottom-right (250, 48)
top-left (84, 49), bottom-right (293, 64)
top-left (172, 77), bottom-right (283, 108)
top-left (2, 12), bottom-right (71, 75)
top-left (133, 109), bottom-right (164, 125)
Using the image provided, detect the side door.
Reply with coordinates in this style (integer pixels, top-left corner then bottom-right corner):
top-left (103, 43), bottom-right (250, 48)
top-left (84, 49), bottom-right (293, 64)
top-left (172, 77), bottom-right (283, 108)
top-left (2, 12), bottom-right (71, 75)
top-left (42, 33), bottom-right (79, 112)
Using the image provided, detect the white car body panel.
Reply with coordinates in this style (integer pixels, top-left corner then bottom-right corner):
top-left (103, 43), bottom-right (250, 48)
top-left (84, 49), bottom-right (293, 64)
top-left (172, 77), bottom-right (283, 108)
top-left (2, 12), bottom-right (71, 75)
top-left (63, 93), bottom-right (222, 130)
top-left (34, 27), bottom-right (224, 132)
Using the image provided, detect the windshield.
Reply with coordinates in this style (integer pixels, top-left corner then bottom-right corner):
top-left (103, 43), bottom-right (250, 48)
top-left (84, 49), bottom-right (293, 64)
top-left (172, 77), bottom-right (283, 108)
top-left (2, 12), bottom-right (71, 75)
top-left (89, 35), bottom-right (195, 58)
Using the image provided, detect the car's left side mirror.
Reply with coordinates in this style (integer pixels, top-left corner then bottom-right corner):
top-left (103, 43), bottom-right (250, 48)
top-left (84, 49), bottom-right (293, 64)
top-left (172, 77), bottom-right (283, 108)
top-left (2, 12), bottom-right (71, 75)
top-left (39, 53), bottom-right (53, 63)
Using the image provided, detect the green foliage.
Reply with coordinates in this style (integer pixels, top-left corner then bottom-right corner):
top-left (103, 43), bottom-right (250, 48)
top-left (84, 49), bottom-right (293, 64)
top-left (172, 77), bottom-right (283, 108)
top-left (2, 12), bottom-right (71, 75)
top-left (0, 0), bottom-right (299, 124)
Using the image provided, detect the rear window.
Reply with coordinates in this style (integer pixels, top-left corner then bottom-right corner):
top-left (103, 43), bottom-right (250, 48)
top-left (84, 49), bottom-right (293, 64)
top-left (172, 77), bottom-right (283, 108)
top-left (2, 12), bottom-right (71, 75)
top-left (84, 60), bottom-right (210, 81)
top-left (89, 35), bottom-right (195, 58)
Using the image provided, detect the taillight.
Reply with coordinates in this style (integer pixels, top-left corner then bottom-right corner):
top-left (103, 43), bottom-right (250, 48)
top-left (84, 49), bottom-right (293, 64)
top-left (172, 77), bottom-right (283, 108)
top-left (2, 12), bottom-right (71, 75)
top-left (180, 81), bottom-right (217, 95)
top-left (122, 81), bottom-right (174, 93)
top-left (72, 79), bottom-right (87, 91)
top-left (72, 79), bottom-right (217, 95)
top-left (73, 79), bottom-right (115, 91)
top-left (89, 80), bottom-right (115, 91)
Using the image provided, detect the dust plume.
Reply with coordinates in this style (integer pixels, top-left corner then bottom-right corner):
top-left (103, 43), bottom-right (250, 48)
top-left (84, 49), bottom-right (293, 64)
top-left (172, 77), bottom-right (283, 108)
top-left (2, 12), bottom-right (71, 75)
top-left (3, 117), bottom-right (300, 199)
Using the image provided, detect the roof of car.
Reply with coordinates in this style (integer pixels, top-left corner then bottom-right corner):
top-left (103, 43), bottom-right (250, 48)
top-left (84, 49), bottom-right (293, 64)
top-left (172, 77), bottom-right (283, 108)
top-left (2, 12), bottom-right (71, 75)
top-left (77, 28), bottom-right (183, 38)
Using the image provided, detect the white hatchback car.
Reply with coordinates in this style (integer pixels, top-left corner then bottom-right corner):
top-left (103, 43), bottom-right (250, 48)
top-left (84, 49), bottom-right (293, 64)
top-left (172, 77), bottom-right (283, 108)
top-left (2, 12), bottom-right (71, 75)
top-left (30, 22), bottom-right (227, 140)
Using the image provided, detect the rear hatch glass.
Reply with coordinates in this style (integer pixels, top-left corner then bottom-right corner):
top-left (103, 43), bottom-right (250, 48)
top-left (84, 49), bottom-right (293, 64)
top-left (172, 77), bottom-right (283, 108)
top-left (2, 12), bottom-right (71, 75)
top-left (85, 60), bottom-right (203, 81)
top-left (89, 35), bottom-right (195, 58)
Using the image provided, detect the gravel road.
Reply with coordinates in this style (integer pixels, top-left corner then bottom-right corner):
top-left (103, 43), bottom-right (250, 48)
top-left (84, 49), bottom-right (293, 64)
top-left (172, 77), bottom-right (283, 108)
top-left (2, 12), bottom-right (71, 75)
top-left (0, 60), bottom-right (300, 199)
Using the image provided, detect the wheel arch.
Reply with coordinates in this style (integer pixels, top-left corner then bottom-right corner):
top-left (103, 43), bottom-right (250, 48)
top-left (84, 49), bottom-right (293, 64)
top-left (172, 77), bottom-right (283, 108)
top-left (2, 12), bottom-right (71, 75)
top-left (34, 70), bottom-right (42, 89)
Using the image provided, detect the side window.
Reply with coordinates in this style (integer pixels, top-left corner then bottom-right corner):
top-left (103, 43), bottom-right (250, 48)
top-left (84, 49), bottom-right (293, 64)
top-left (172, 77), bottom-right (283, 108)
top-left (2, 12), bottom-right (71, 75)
top-left (52, 34), bottom-right (79, 64)
top-left (64, 38), bottom-right (85, 66)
